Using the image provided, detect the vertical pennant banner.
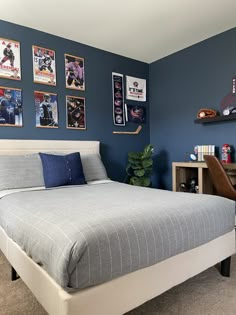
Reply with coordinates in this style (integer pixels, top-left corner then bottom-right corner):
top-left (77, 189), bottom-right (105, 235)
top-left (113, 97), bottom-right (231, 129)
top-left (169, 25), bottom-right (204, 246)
top-left (126, 76), bottom-right (146, 102)
top-left (112, 72), bottom-right (125, 126)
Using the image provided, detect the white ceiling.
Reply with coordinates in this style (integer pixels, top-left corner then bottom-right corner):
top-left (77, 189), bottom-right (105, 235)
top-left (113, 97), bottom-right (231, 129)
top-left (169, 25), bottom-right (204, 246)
top-left (1, 0), bottom-right (236, 63)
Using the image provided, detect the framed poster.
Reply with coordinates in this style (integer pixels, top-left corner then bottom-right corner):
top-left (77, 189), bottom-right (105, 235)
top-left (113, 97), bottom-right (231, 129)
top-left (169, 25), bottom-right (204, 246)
top-left (126, 104), bottom-right (146, 123)
top-left (32, 45), bottom-right (56, 85)
top-left (66, 96), bottom-right (86, 129)
top-left (0, 37), bottom-right (21, 80)
top-left (112, 72), bottom-right (125, 126)
top-left (0, 86), bottom-right (23, 127)
top-left (65, 54), bottom-right (85, 90)
top-left (126, 75), bottom-right (146, 102)
top-left (34, 91), bottom-right (58, 128)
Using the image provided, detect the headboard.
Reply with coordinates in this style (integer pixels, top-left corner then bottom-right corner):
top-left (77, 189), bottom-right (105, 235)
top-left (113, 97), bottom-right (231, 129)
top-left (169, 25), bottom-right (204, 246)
top-left (0, 140), bottom-right (100, 155)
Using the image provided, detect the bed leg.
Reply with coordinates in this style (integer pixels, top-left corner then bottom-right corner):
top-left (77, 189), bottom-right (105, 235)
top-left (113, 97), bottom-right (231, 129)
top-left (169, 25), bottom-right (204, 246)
top-left (11, 266), bottom-right (20, 281)
top-left (220, 257), bottom-right (231, 277)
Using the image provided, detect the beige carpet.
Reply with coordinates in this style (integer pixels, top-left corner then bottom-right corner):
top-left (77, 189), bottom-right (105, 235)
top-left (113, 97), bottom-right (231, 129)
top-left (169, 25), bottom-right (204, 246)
top-left (0, 251), bottom-right (236, 315)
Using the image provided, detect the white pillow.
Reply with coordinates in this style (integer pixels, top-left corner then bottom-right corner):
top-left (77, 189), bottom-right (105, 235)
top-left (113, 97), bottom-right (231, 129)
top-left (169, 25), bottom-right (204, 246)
top-left (81, 154), bottom-right (108, 182)
top-left (0, 154), bottom-right (44, 190)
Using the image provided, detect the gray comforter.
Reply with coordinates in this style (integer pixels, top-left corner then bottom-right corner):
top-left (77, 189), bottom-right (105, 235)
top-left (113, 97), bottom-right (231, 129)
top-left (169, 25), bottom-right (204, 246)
top-left (0, 182), bottom-right (234, 290)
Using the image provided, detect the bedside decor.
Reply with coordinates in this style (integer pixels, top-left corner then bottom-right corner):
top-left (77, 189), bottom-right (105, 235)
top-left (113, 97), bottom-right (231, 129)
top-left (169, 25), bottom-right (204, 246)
top-left (125, 144), bottom-right (153, 187)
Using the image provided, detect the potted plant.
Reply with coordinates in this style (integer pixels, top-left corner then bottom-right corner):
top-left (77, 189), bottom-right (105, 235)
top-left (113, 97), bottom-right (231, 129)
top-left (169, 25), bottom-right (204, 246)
top-left (125, 144), bottom-right (154, 187)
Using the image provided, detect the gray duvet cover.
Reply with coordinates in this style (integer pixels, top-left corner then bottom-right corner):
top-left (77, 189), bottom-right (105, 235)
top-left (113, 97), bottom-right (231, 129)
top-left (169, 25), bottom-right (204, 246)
top-left (0, 182), bottom-right (234, 290)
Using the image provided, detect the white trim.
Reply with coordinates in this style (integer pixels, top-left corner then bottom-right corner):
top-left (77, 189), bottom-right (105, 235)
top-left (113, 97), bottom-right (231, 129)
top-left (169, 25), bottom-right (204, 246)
top-left (0, 139), bottom-right (100, 155)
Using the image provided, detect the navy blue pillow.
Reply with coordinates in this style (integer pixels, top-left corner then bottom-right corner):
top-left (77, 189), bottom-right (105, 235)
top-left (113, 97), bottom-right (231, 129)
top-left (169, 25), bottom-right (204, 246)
top-left (39, 152), bottom-right (86, 188)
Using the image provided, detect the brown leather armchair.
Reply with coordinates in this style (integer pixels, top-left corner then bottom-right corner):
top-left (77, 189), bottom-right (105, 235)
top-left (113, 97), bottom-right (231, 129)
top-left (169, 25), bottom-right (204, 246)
top-left (204, 155), bottom-right (236, 200)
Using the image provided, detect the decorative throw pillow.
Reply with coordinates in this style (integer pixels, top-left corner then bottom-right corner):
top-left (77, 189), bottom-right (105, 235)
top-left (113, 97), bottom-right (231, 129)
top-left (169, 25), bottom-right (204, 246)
top-left (0, 154), bottom-right (44, 190)
top-left (39, 152), bottom-right (86, 188)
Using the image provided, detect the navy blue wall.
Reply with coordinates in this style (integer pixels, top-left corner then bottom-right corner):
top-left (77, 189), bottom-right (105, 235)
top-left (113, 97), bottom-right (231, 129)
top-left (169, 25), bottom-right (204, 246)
top-left (150, 27), bottom-right (236, 190)
top-left (0, 20), bottom-right (149, 182)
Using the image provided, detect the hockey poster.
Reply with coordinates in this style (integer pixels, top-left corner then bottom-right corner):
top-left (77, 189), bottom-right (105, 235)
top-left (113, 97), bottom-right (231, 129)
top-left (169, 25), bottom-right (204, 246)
top-left (126, 104), bottom-right (146, 123)
top-left (34, 91), bottom-right (58, 128)
top-left (0, 86), bottom-right (23, 127)
top-left (32, 46), bottom-right (56, 86)
top-left (65, 54), bottom-right (85, 91)
top-left (126, 76), bottom-right (146, 102)
top-left (66, 96), bottom-right (86, 130)
top-left (0, 37), bottom-right (21, 80)
top-left (112, 72), bottom-right (125, 126)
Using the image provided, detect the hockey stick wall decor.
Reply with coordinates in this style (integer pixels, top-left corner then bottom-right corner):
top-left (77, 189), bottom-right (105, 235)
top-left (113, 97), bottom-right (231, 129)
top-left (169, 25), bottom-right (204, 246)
top-left (113, 125), bottom-right (142, 135)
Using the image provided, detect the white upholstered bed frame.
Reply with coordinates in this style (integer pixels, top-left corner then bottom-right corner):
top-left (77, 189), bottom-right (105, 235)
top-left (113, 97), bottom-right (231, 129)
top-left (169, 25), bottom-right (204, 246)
top-left (0, 139), bottom-right (235, 315)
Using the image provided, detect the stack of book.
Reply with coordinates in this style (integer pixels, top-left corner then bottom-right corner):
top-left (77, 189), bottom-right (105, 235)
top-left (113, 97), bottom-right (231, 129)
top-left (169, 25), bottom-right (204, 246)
top-left (195, 145), bottom-right (215, 162)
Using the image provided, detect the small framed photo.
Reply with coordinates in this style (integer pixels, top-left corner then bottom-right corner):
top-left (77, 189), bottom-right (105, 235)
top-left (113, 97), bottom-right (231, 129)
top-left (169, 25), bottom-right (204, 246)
top-left (126, 104), bottom-right (146, 123)
top-left (0, 86), bottom-right (23, 127)
top-left (65, 54), bottom-right (85, 90)
top-left (0, 37), bottom-right (21, 80)
top-left (66, 96), bottom-right (86, 129)
top-left (32, 46), bottom-right (56, 85)
top-left (34, 91), bottom-right (58, 128)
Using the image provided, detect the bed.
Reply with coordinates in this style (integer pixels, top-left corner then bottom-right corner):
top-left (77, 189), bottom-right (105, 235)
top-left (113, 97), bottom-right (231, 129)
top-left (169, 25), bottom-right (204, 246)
top-left (0, 139), bottom-right (235, 315)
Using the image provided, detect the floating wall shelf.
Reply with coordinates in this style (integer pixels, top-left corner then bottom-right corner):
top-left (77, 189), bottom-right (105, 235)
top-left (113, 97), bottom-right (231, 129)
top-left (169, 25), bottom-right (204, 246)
top-left (194, 113), bottom-right (236, 124)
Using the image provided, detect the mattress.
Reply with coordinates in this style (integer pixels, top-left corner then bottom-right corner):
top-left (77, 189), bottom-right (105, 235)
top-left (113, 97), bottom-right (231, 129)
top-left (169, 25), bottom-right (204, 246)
top-left (0, 181), bottom-right (234, 291)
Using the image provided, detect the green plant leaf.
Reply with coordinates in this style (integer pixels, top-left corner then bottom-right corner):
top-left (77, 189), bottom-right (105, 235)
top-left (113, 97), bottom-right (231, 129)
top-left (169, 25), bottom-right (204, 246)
top-left (142, 159), bottom-right (153, 168)
top-left (134, 169), bottom-right (145, 177)
top-left (142, 177), bottom-right (151, 187)
top-left (128, 152), bottom-right (142, 159)
top-left (126, 144), bottom-right (154, 187)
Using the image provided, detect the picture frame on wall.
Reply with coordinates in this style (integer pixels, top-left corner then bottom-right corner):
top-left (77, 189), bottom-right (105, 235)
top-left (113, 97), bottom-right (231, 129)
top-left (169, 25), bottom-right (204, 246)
top-left (66, 95), bottom-right (86, 129)
top-left (0, 37), bottom-right (21, 80)
top-left (34, 91), bottom-right (58, 128)
top-left (65, 54), bottom-right (85, 91)
top-left (126, 104), bottom-right (146, 123)
top-left (32, 45), bottom-right (56, 86)
top-left (0, 86), bottom-right (23, 127)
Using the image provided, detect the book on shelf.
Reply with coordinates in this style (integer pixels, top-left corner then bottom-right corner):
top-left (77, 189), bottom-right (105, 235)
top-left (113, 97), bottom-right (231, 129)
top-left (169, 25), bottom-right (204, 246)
top-left (196, 145), bottom-right (215, 162)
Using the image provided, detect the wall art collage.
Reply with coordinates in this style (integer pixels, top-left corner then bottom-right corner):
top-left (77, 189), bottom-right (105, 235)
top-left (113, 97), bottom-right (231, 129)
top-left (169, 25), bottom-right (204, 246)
top-left (0, 37), bottom-right (86, 129)
top-left (112, 72), bottom-right (146, 126)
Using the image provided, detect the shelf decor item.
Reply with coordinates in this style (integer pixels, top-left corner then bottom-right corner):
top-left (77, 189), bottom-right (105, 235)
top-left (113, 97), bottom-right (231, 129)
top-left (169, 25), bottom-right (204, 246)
top-left (221, 144), bottom-right (232, 164)
top-left (125, 144), bottom-right (154, 187)
top-left (0, 37), bottom-right (21, 80)
top-left (220, 76), bottom-right (236, 116)
top-left (197, 108), bottom-right (217, 119)
top-left (195, 145), bottom-right (215, 162)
